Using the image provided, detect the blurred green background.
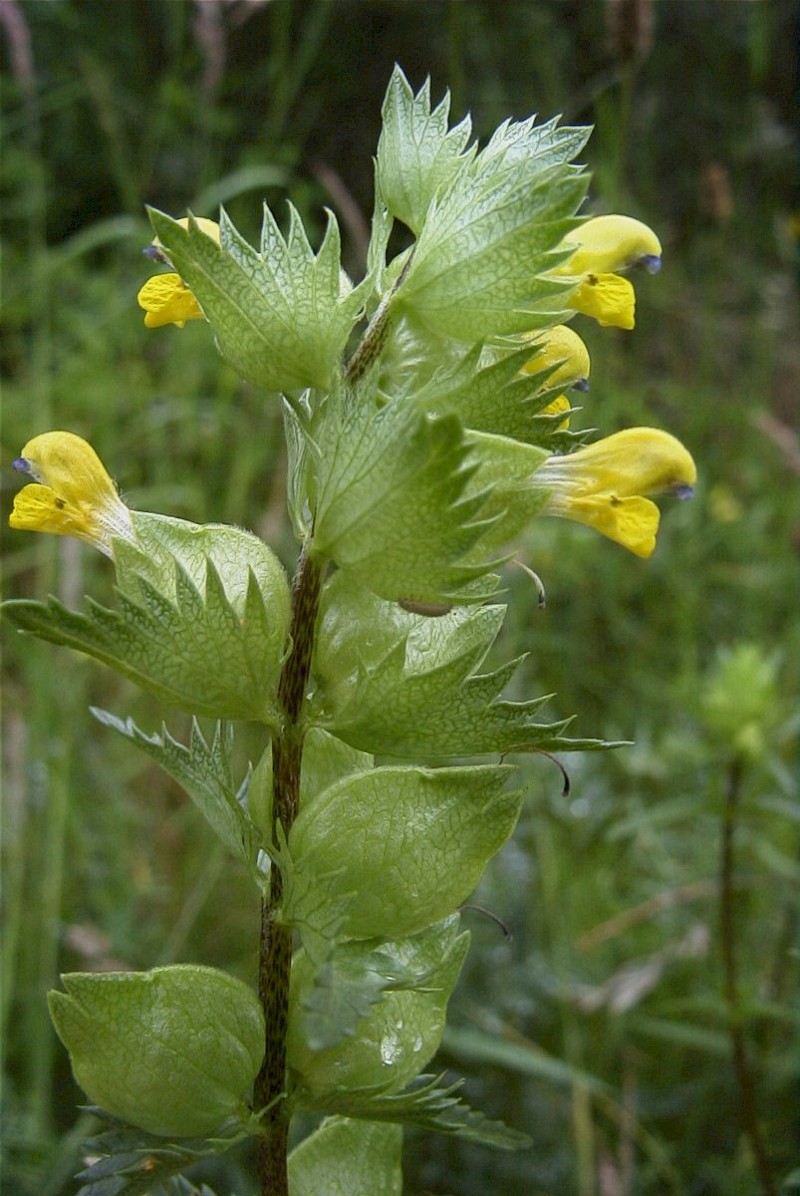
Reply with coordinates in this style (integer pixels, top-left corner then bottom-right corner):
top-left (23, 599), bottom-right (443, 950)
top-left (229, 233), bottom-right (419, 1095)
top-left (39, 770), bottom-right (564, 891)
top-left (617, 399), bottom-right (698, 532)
top-left (2, 1), bottom-right (798, 1194)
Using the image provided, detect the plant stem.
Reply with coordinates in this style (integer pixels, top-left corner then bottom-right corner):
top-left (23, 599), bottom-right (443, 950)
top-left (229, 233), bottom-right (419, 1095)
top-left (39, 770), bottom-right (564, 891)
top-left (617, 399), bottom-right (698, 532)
top-left (254, 544), bottom-right (323, 1196)
top-left (719, 756), bottom-right (776, 1196)
top-left (343, 249), bottom-right (414, 385)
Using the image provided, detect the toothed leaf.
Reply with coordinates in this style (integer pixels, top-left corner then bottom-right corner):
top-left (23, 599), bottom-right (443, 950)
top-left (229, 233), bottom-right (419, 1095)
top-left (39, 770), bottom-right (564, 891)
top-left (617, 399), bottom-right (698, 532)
top-left (3, 553), bottom-right (289, 723)
top-left (311, 384), bottom-right (502, 605)
top-left (147, 207), bottom-right (370, 392)
top-left (307, 1072), bottom-right (531, 1151)
top-left (394, 115), bottom-right (589, 341)
top-left (288, 921), bottom-right (469, 1096)
top-left (49, 967), bottom-right (264, 1138)
top-left (313, 577), bottom-right (557, 755)
top-left (283, 764), bottom-right (522, 944)
top-left (288, 1117), bottom-right (402, 1196)
top-left (73, 1112), bottom-right (248, 1196)
top-left (90, 711), bottom-right (261, 873)
top-left (376, 67), bottom-right (473, 235)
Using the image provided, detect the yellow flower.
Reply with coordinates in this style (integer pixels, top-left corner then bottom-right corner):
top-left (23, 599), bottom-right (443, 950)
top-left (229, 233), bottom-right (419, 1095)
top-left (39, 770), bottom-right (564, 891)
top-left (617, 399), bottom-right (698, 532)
top-left (518, 324), bottom-right (590, 429)
top-left (520, 324), bottom-right (591, 392)
top-left (137, 273), bottom-right (206, 329)
top-left (539, 393), bottom-right (572, 425)
top-left (10, 432), bottom-right (134, 556)
top-left (536, 427), bottom-right (696, 558)
top-left (139, 216), bottom-right (220, 330)
top-left (557, 215), bottom-right (662, 330)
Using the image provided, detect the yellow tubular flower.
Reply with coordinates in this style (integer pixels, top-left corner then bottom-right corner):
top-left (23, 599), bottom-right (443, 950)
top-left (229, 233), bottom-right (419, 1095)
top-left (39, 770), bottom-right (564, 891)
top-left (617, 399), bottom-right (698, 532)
top-left (540, 393), bottom-right (571, 426)
top-left (10, 432), bottom-right (134, 556)
top-left (520, 324), bottom-right (591, 391)
top-left (139, 216), bottom-right (220, 329)
top-left (557, 215), bottom-right (663, 331)
top-left (536, 427), bottom-right (696, 558)
top-left (137, 274), bottom-right (206, 329)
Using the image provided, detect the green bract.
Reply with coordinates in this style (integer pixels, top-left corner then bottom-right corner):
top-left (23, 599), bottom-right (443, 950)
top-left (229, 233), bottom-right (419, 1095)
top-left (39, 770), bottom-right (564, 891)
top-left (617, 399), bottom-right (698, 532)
top-left (287, 919), bottom-right (469, 1098)
top-left (311, 385), bottom-right (502, 604)
top-left (283, 764), bottom-right (522, 946)
top-left (147, 206), bottom-right (370, 393)
top-left (3, 516), bottom-right (291, 724)
top-left (48, 966), bottom-right (265, 1137)
top-left (392, 114), bottom-right (589, 342)
top-left (312, 573), bottom-right (584, 757)
top-left (288, 1117), bottom-right (402, 1196)
top-left (376, 67), bottom-right (473, 236)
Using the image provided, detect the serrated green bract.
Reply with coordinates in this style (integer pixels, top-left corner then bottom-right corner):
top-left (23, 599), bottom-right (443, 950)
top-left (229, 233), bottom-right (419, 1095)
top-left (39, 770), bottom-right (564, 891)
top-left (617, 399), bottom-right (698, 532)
top-left (147, 207), bottom-right (370, 393)
top-left (375, 67), bottom-right (473, 236)
top-left (48, 966), bottom-right (265, 1138)
top-left (300, 726), bottom-right (373, 813)
top-left (288, 921), bottom-right (469, 1097)
top-left (3, 536), bottom-right (290, 723)
top-left (118, 512), bottom-right (289, 616)
top-left (310, 385), bottom-right (502, 605)
top-left (312, 573), bottom-right (572, 756)
top-left (462, 428), bottom-right (552, 553)
top-left (393, 115), bottom-right (589, 342)
top-left (414, 341), bottom-right (585, 449)
top-left (288, 1117), bottom-right (402, 1196)
top-left (282, 764), bottom-right (522, 945)
top-left (291, 914), bottom-right (465, 1052)
top-left (90, 712), bottom-right (262, 877)
top-left (73, 1113), bottom-right (251, 1196)
top-left (309, 1073), bottom-right (531, 1151)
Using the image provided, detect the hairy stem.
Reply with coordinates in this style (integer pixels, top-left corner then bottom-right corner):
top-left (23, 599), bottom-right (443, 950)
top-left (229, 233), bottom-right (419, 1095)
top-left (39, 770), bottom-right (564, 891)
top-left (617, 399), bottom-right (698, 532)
top-left (343, 248), bottom-right (414, 385)
top-left (255, 545), bottom-right (324, 1196)
top-left (719, 756), bottom-right (776, 1196)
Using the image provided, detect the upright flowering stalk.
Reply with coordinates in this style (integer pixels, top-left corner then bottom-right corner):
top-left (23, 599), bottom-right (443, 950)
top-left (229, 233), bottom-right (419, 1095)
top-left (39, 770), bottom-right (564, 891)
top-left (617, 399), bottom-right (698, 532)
top-left (5, 66), bottom-right (696, 1196)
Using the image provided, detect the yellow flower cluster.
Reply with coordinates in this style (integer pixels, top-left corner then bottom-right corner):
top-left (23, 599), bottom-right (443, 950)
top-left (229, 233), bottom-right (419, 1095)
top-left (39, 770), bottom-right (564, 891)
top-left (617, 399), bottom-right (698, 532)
top-left (9, 211), bottom-right (693, 565)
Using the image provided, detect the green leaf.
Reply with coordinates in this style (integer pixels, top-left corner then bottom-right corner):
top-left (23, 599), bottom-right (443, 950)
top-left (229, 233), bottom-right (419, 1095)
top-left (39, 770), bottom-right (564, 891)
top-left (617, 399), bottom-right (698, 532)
top-left (300, 726), bottom-right (373, 812)
top-left (283, 763), bottom-right (522, 945)
top-left (3, 555), bottom-right (288, 724)
top-left (73, 1112), bottom-right (248, 1196)
top-left (147, 207), bottom-right (370, 392)
top-left (291, 914), bottom-right (465, 1051)
top-left (414, 341), bottom-right (588, 449)
top-left (376, 67), bottom-right (473, 235)
top-left (313, 574), bottom-right (600, 757)
top-left (395, 114), bottom-right (589, 342)
top-left (49, 966), bottom-right (265, 1138)
top-left (288, 921), bottom-right (469, 1097)
top-left (90, 711), bottom-right (262, 876)
top-left (117, 512), bottom-right (288, 616)
top-left (288, 1117), bottom-right (402, 1196)
top-left (307, 1072), bottom-right (530, 1151)
top-left (310, 384), bottom-right (502, 605)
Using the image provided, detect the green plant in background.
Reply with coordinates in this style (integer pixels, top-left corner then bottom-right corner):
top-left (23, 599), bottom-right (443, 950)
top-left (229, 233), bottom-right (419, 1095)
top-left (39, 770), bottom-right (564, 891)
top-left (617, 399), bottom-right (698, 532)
top-left (3, 67), bottom-right (700, 1196)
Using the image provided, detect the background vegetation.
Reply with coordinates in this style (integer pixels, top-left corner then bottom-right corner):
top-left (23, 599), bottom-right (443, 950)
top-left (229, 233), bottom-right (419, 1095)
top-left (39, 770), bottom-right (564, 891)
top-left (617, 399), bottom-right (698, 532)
top-left (2, 2), bottom-right (798, 1194)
